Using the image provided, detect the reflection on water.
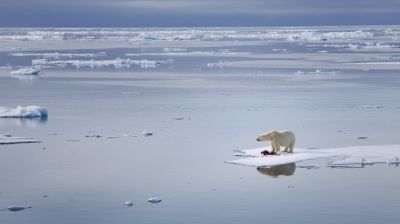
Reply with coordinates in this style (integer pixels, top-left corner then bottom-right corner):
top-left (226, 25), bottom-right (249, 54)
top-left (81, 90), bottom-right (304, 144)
top-left (257, 163), bottom-right (296, 177)
top-left (0, 117), bottom-right (48, 128)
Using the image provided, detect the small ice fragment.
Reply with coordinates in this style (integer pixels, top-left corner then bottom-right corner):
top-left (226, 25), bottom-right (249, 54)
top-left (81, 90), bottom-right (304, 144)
top-left (141, 131), bottom-right (153, 137)
top-left (147, 197), bottom-right (162, 203)
top-left (2, 133), bottom-right (12, 137)
top-left (7, 206), bottom-right (32, 212)
top-left (357, 137), bottom-right (368, 140)
top-left (174, 117), bottom-right (184, 120)
top-left (85, 134), bottom-right (102, 138)
top-left (124, 201), bottom-right (133, 207)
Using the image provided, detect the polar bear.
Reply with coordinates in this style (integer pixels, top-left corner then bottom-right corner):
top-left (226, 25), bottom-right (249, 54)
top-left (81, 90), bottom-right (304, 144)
top-left (256, 130), bottom-right (296, 153)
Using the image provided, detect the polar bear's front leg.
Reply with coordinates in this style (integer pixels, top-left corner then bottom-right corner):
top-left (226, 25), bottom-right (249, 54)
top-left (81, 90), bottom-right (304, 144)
top-left (271, 139), bottom-right (280, 153)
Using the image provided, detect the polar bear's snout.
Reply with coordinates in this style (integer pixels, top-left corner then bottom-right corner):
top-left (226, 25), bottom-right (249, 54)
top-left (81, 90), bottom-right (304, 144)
top-left (256, 133), bottom-right (270, 142)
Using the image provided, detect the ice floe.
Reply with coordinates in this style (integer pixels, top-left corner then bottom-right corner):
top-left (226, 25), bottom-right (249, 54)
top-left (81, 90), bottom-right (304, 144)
top-left (0, 105), bottom-right (48, 118)
top-left (207, 61), bottom-right (232, 69)
top-left (10, 66), bottom-right (41, 75)
top-left (294, 69), bottom-right (337, 76)
top-left (140, 131), bottom-right (153, 137)
top-left (226, 145), bottom-right (400, 167)
top-left (147, 197), bottom-right (162, 203)
top-left (0, 135), bottom-right (41, 144)
top-left (10, 52), bottom-right (106, 59)
top-left (360, 105), bottom-right (400, 109)
top-left (5, 206), bottom-right (32, 212)
top-left (124, 201), bottom-right (133, 207)
top-left (32, 58), bottom-right (172, 69)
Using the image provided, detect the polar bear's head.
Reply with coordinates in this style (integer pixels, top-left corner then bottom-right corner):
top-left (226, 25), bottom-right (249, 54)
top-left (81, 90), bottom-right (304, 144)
top-left (256, 131), bottom-right (278, 141)
top-left (256, 133), bottom-right (272, 141)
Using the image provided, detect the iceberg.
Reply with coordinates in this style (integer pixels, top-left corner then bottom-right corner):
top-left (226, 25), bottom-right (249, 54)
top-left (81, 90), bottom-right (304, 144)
top-left (0, 105), bottom-right (48, 118)
top-left (226, 145), bottom-right (400, 167)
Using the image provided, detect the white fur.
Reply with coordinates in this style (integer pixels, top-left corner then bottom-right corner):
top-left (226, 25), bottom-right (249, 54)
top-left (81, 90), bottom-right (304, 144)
top-left (256, 130), bottom-right (296, 153)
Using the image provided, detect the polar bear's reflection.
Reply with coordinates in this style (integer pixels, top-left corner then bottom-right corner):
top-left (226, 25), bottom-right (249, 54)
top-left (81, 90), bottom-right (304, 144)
top-left (256, 163), bottom-right (296, 177)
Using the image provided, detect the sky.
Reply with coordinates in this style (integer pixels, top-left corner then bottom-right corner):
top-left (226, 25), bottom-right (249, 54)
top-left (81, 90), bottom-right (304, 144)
top-left (1, 0), bottom-right (400, 27)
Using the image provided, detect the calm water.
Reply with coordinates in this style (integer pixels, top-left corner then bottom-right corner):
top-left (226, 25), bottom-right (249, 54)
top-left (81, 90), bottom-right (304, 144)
top-left (1, 70), bottom-right (400, 224)
top-left (1, 27), bottom-right (400, 223)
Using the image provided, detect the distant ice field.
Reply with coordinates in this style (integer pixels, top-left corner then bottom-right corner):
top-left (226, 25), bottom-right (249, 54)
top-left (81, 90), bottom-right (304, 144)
top-left (1, 26), bottom-right (400, 75)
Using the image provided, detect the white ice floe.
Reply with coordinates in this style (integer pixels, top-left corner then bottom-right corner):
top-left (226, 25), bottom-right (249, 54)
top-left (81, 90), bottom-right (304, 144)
top-left (10, 66), bottom-right (41, 75)
top-left (207, 61), bottom-right (232, 69)
top-left (10, 52), bottom-right (106, 59)
top-left (0, 135), bottom-right (41, 144)
top-left (124, 201), bottom-right (133, 207)
top-left (360, 105), bottom-right (400, 109)
top-left (226, 145), bottom-right (400, 167)
top-left (140, 131), bottom-right (153, 137)
top-left (126, 49), bottom-right (251, 57)
top-left (294, 69), bottom-right (337, 76)
top-left (0, 105), bottom-right (48, 118)
top-left (32, 58), bottom-right (172, 69)
top-left (147, 197), bottom-right (162, 203)
top-left (162, 47), bottom-right (187, 52)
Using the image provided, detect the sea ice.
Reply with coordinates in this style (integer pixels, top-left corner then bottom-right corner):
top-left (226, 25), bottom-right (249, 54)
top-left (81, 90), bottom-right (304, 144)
top-left (147, 197), bottom-right (162, 203)
top-left (11, 52), bottom-right (106, 59)
top-left (0, 135), bottom-right (41, 144)
top-left (360, 105), bottom-right (400, 109)
top-left (10, 66), bottom-right (41, 75)
top-left (6, 206), bottom-right (32, 212)
top-left (140, 131), bottom-right (153, 137)
top-left (32, 58), bottom-right (172, 69)
top-left (226, 145), bottom-right (400, 167)
top-left (124, 201), bottom-right (133, 207)
top-left (0, 105), bottom-right (48, 118)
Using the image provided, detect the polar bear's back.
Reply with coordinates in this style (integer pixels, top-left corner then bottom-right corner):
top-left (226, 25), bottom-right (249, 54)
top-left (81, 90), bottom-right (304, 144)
top-left (278, 131), bottom-right (296, 146)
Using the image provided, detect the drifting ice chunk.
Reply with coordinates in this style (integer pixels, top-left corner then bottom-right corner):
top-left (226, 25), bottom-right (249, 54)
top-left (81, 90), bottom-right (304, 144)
top-left (0, 135), bottom-right (40, 144)
top-left (0, 105), bottom-right (48, 118)
top-left (141, 131), bottom-right (153, 137)
top-left (7, 206), bottom-right (32, 212)
top-left (10, 66), bottom-right (41, 75)
top-left (124, 201), bottom-right (133, 207)
top-left (147, 197), bottom-right (162, 203)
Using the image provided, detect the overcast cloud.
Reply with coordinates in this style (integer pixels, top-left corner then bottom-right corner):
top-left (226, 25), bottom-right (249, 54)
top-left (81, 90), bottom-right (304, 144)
top-left (1, 0), bottom-right (399, 27)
